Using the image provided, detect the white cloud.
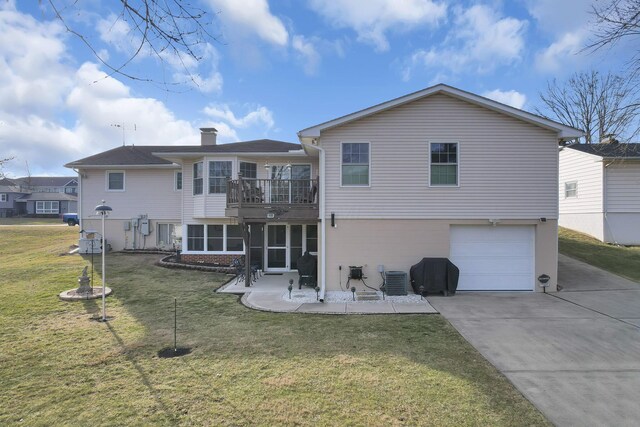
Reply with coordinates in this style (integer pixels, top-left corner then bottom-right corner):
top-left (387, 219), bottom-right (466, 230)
top-left (292, 35), bottom-right (321, 75)
top-left (207, 0), bottom-right (288, 46)
top-left (203, 104), bottom-right (274, 130)
top-left (0, 4), bottom-right (206, 176)
top-left (96, 13), bottom-right (223, 93)
top-left (482, 89), bottom-right (527, 109)
top-left (524, 0), bottom-right (591, 36)
top-left (402, 5), bottom-right (527, 79)
top-left (535, 30), bottom-right (587, 73)
top-left (309, 0), bottom-right (446, 51)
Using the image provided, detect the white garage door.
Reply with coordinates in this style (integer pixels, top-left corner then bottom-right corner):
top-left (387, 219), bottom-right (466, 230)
top-left (450, 225), bottom-right (535, 291)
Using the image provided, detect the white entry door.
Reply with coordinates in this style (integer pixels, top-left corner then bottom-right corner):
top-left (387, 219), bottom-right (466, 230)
top-left (450, 225), bottom-right (535, 291)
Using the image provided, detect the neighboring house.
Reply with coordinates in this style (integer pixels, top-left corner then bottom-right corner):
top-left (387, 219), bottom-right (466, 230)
top-left (559, 143), bottom-right (640, 245)
top-left (66, 84), bottom-right (582, 295)
top-left (15, 176), bottom-right (78, 195)
top-left (0, 178), bottom-right (28, 217)
top-left (10, 176), bottom-right (78, 216)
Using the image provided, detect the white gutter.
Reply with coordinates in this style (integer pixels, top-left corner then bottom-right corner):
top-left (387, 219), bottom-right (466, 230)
top-left (301, 141), bottom-right (326, 302)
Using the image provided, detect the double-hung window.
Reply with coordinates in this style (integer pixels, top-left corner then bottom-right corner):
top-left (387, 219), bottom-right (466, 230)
top-left (430, 142), bottom-right (458, 186)
top-left (193, 162), bottom-right (203, 195)
top-left (107, 171), bottom-right (125, 191)
top-left (341, 142), bottom-right (369, 186)
top-left (564, 181), bottom-right (577, 198)
top-left (0, 194), bottom-right (7, 202)
top-left (209, 161), bottom-right (232, 193)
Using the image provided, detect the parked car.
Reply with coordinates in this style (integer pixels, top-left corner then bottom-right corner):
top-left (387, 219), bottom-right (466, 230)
top-left (62, 213), bottom-right (79, 226)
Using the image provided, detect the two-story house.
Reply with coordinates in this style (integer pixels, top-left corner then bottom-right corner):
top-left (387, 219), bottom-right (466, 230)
top-left (66, 84), bottom-right (582, 297)
top-left (13, 176), bottom-right (78, 216)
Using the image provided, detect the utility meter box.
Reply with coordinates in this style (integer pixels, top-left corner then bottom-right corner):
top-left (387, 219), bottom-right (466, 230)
top-left (140, 218), bottom-right (150, 236)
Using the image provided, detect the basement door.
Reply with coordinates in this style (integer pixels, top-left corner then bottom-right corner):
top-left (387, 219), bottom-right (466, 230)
top-left (450, 225), bottom-right (535, 291)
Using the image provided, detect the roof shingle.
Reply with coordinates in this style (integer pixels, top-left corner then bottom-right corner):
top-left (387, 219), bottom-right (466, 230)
top-left (566, 143), bottom-right (640, 159)
top-left (65, 140), bottom-right (302, 167)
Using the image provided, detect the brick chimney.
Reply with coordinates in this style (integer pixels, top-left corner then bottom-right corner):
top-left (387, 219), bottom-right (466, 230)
top-left (200, 127), bottom-right (218, 146)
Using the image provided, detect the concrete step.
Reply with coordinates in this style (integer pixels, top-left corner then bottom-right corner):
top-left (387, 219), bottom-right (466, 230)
top-left (356, 291), bottom-right (381, 301)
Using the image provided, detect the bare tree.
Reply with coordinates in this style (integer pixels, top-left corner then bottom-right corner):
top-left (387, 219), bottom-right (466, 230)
top-left (537, 71), bottom-right (640, 143)
top-left (0, 157), bottom-right (14, 179)
top-left (587, 0), bottom-right (640, 76)
top-left (44, 0), bottom-right (220, 86)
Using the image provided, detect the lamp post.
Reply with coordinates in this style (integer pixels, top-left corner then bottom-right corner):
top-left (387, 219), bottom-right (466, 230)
top-left (95, 201), bottom-right (112, 321)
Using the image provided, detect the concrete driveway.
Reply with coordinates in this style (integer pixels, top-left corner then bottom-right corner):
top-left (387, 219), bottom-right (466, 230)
top-left (428, 254), bottom-right (640, 427)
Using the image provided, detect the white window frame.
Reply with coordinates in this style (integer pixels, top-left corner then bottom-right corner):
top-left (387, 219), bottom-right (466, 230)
top-left (174, 171), bottom-right (183, 191)
top-left (0, 194), bottom-right (7, 202)
top-left (340, 141), bottom-right (371, 187)
top-left (193, 162), bottom-right (203, 196)
top-left (185, 224), bottom-right (245, 254)
top-left (156, 223), bottom-right (181, 248)
top-left (208, 160), bottom-right (233, 194)
top-left (564, 181), bottom-right (578, 198)
top-left (106, 170), bottom-right (125, 191)
top-left (36, 201), bottom-right (59, 214)
top-left (429, 141), bottom-right (460, 187)
top-left (239, 161), bottom-right (257, 179)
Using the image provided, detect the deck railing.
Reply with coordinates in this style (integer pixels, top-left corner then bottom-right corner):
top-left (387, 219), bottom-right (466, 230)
top-left (226, 177), bottom-right (319, 208)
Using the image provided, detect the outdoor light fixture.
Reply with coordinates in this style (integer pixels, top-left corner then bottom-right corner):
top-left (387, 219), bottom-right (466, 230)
top-left (315, 286), bottom-right (320, 301)
top-left (331, 212), bottom-right (335, 228)
top-left (351, 286), bottom-right (356, 301)
top-left (380, 284), bottom-right (386, 300)
top-left (95, 200), bottom-right (112, 321)
top-left (537, 274), bottom-right (551, 294)
top-left (419, 285), bottom-right (425, 300)
top-left (288, 280), bottom-right (293, 299)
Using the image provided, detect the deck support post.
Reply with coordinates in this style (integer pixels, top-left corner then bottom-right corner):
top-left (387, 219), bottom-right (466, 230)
top-left (241, 221), bottom-right (251, 287)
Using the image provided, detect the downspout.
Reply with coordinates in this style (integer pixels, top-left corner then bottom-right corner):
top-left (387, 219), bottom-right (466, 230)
top-left (73, 168), bottom-right (82, 231)
top-left (304, 142), bottom-right (326, 302)
top-left (602, 160), bottom-right (619, 245)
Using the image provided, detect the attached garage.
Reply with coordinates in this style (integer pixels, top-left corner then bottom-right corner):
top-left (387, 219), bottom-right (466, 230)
top-left (450, 225), bottom-right (535, 291)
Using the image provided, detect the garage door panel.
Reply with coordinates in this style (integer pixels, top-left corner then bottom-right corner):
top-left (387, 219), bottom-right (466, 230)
top-left (450, 225), bottom-right (535, 291)
top-left (454, 257), bottom-right (533, 275)
top-left (458, 274), bottom-right (533, 291)
top-left (451, 242), bottom-right (533, 257)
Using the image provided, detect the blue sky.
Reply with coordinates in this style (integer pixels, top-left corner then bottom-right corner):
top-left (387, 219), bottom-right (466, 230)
top-left (0, 0), bottom-right (630, 177)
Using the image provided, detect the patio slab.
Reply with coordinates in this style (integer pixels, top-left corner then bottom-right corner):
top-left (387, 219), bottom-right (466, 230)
top-left (298, 302), bottom-right (347, 313)
top-left (392, 303), bottom-right (438, 313)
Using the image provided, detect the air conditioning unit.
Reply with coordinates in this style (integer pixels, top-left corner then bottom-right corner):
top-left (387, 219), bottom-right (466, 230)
top-left (79, 238), bottom-right (101, 254)
top-left (385, 271), bottom-right (408, 296)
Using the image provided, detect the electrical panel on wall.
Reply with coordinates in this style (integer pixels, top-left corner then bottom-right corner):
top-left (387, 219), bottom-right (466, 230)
top-left (123, 221), bottom-right (131, 231)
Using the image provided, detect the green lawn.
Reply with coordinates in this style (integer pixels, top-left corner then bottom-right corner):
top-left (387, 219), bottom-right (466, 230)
top-left (0, 226), bottom-right (548, 426)
top-left (559, 227), bottom-right (640, 282)
top-left (0, 217), bottom-right (64, 225)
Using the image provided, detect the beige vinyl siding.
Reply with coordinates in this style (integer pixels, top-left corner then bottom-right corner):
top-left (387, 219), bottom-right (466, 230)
top-left (325, 219), bottom-right (558, 292)
top-left (320, 93), bottom-right (559, 219)
top-left (81, 168), bottom-right (181, 220)
top-left (605, 162), bottom-right (640, 212)
top-left (558, 148), bottom-right (603, 214)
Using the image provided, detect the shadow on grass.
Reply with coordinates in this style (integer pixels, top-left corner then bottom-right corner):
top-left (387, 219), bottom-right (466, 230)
top-left (93, 253), bottom-right (548, 425)
top-left (80, 297), bottom-right (180, 425)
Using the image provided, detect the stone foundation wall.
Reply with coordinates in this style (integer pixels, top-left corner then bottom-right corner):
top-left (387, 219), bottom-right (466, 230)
top-left (180, 254), bottom-right (244, 266)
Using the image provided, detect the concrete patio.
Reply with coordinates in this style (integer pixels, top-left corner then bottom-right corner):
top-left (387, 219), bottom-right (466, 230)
top-left (218, 271), bottom-right (438, 314)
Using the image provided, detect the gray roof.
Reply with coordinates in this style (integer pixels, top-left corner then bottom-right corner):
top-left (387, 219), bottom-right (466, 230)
top-left (566, 143), bottom-right (640, 159)
top-left (16, 192), bottom-right (77, 202)
top-left (16, 176), bottom-right (77, 186)
top-left (65, 140), bottom-right (303, 167)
